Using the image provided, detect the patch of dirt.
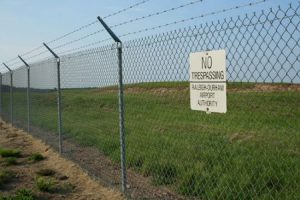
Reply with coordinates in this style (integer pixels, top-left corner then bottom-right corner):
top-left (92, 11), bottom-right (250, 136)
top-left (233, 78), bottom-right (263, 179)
top-left (229, 132), bottom-right (255, 143)
top-left (62, 139), bottom-right (184, 200)
top-left (91, 83), bottom-right (300, 95)
top-left (125, 87), bottom-right (188, 95)
top-left (59, 133), bottom-right (184, 200)
top-left (91, 86), bottom-right (188, 95)
top-left (229, 83), bottom-right (300, 92)
top-left (253, 84), bottom-right (300, 92)
top-left (0, 120), bottom-right (124, 200)
top-left (10, 120), bottom-right (185, 200)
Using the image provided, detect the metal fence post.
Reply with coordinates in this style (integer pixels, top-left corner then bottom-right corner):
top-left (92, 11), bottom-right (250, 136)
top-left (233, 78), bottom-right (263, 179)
top-left (27, 63), bottom-right (30, 133)
top-left (97, 16), bottom-right (127, 193)
top-left (10, 72), bottom-right (13, 125)
top-left (18, 56), bottom-right (31, 133)
top-left (0, 73), bottom-right (2, 118)
top-left (2, 63), bottom-right (13, 126)
top-left (42, 43), bottom-right (63, 154)
top-left (117, 44), bottom-right (127, 192)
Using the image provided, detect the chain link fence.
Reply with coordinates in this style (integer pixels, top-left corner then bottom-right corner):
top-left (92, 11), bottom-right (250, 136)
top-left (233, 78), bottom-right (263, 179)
top-left (0, 72), bottom-right (12, 123)
top-left (1, 2), bottom-right (300, 200)
top-left (60, 46), bottom-right (121, 186)
top-left (29, 59), bottom-right (60, 150)
top-left (11, 66), bottom-right (27, 130)
top-left (122, 3), bottom-right (300, 199)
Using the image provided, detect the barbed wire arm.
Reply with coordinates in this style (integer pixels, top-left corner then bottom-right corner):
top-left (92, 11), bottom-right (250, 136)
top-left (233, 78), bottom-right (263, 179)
top-left (43, 43), bottom-right (60, 59)
top-left (2, 63), bottom-right (12, 73)
top-left (97, 17), bottom-right (121, 43)
top-left (18, 55), bottom-right (30, 68)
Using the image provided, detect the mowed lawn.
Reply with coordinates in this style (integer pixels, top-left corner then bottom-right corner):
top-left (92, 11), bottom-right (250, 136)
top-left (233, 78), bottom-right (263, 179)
top-left (1, 82), bottom-right (300, 199)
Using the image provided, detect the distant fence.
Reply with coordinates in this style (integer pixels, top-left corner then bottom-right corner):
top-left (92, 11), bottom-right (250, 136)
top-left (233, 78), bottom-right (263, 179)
top-left (1, 3), bottom-right (300, 200)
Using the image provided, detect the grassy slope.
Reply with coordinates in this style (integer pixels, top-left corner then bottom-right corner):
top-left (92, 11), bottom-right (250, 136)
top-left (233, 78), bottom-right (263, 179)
top-left (1, 82), bottom-right (300, 199)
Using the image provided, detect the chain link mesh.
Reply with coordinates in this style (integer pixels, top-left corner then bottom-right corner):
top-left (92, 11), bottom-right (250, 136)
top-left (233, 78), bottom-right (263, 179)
top-left (60, 46), bottom-right (121, 186)
top-left (1, 72), bottom-right (11, 123)
top-left (11, 66), bottom-right (27, 130)
top-left (28, 59), bottom-right (60, 150)
top-left (1, 2), bottom-right (299, 200)
top-left (122, 3), bottom-right (300, 199)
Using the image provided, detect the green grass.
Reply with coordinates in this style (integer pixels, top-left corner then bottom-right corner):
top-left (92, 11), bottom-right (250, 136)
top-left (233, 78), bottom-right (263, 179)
top-left (36, 169), bottom-right (56, 177)
top-left (15, 189), bottom-right (35, 200)
top-left (2, 82), bottom-right (300, 199)
top-left (35, 177), bottom-right (55, 193)
top-left (28, 153), bottom-right (45, 162)
top-left (0, 189), bottom-right (35, 200)
top-left (35, 173), bottom-right (73, 194)
top-left (0, 149), bottom-right (21, 158)
top-left (3, 157), bottom-right (18, 166)
top-left (0, 170), bottom-right (14, 188)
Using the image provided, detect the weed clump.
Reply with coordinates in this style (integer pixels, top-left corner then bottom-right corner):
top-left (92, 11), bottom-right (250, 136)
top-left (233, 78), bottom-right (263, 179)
top-left (0, 189), bottom-right (35, 200)
top-left (0, 148), bottom-right (21, 158)
top-left (36, 177), bottom-right (55, 193)
top-left (15, 189), bottom-right (35, 200)
top-left (28, 153), bottom-right (45, 162)
top-left (3, 157), bottom-right (17, 166)
top-left (58, 182), bottom-right (75, 194)
top-left (36, 169), bottom-right (56, 177)
top-left (0, 170), bottom-right (14, 188)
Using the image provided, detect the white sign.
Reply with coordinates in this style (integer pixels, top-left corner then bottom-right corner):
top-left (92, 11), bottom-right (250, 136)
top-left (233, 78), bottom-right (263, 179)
top-left (189, 49), bottom-right (227, 113)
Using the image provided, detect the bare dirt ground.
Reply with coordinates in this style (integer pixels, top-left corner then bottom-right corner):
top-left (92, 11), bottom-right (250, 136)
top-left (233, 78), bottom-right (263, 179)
top-left (92, 83), bottom-right (300, 95)
top-left (229, 83), bottom-right (300, 92)
top-left (0, 120), bottom-right (124, 200)
top-left (10, 121), bottom-right (184, 200)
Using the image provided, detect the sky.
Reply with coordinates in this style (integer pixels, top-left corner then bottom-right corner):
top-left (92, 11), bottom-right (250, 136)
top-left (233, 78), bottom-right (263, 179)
top-left (0, 0), bottom-right (292, 72)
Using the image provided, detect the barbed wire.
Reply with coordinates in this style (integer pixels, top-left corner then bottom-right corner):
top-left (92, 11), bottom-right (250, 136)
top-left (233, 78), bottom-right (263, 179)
top-left (102, 0), bottom-right (151, 19)
top-left (119, 0), bottom-right (270, 38)
top-left (2, 0), bottom-right (151, 65)
top-left (1, 0), bottom-right (273, 69)
top-left (25, 50), bottom-right (49, 61)
top-left (4, 57), bottom-right (19, 65)
top-left (46, 21), bottom-right (99, 45)
top-left (123, 11), bottom-right (294, 49)
top-left (61, 45), bottom-right (115, 62)
top-left (30, 0), bottom-right (272, 58)
top-left (7, 60), bottom-right (21, 68)
top-left (48, 0), bottom-right (206, 51)
top-left (47, 0), bottom-right (151, 45)
top-left (4, 45), bottom-right (45, 65)
top-left (21, 45), bottom-right (45, 57)
top-left (57, 38), bottom-right (113, 55)
top-left (51, 30), bottom-right (105, 50)
top-left (111, 0), bottom-right (206, 29)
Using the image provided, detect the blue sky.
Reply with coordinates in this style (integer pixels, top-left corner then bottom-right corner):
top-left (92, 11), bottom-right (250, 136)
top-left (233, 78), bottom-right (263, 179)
top-left (0, 0), bottom-right (291, 71)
